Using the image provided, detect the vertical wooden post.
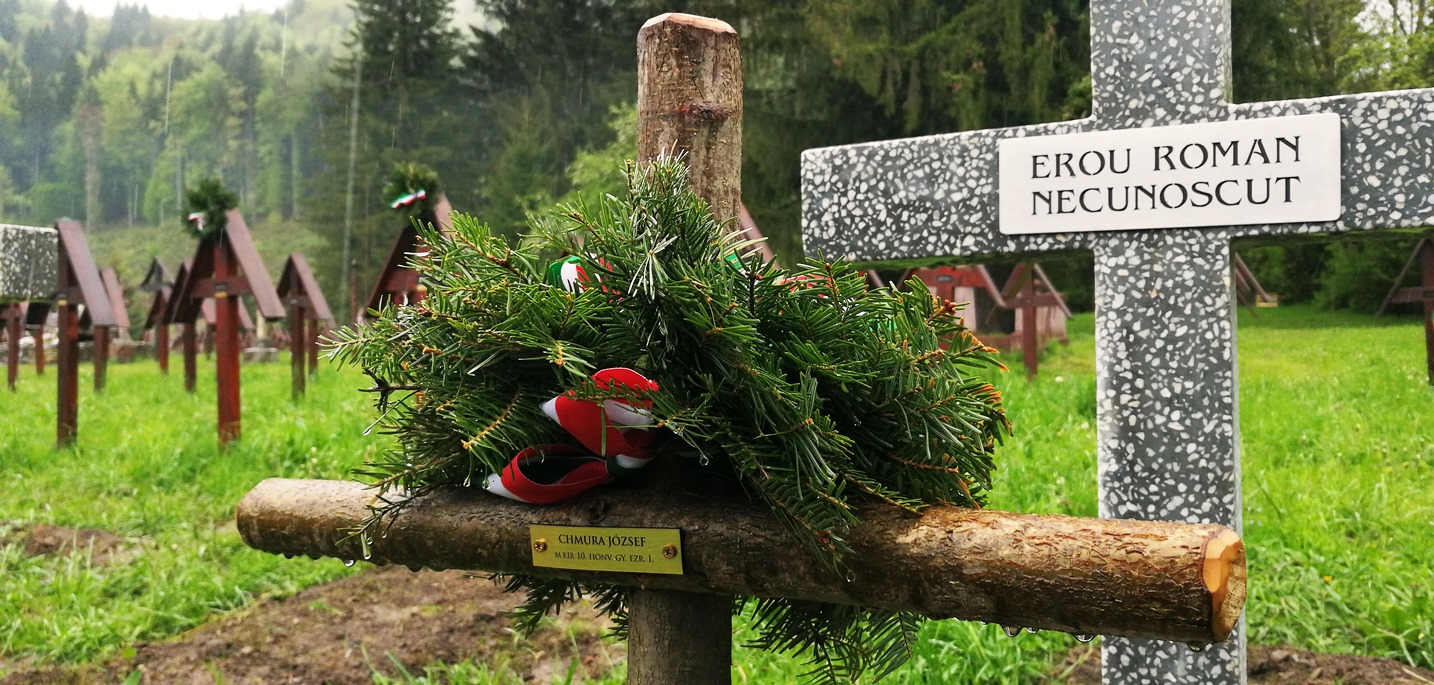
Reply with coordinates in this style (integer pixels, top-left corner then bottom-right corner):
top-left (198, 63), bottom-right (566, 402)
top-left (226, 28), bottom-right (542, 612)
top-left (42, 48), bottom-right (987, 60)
top-left (307, 314), bottom-right (320, 376)
top-left (630, 14), bottom-right (742, 685)
top-left (5, 306), bottom-right (19, 390)
top-left (214, 240), bottom-right (242, 445)
top-left (1019, 265), bottom-right (1039, 381)
top-left (156, 323), bottom-right (170, 374)
top-left (182, 322), bottom-right (197, 392)
top-left (1422, 243), bottom-right (1433, 386)
top-left (57, 247), bottom-right (79, 448)
top-left (93, 326), bottom-right (110, 392)
top-left (33, 325), bottom-right (44, 375)
top-left (289, 300), bottom-right (305, 400)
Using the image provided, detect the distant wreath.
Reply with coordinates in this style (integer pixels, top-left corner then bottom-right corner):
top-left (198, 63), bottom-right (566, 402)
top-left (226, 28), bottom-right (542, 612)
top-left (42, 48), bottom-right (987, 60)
top-left (384, 162), bottom-right (444, 219)
top-left (183, 178), bottom-right (238, 240)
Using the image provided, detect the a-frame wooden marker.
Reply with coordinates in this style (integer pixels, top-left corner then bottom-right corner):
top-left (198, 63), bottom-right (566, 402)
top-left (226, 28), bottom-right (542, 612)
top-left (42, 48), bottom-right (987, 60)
top-left (1377, 235), bottom-right (1434, 385)
top-left (364, 196), bottom-right (453, 318)
top-left (170, 210), bottom-right (284, 445)
top-left (276, 253), bottom-right (334, 400)
top-left (997, 262), bottom-right (1071, 380)
top-left (82, 267), bottom-right (132, 391)
top-left (1232, 254), bottom-right (1279, 315)
top-left (140, 259), bottom-right (173, 373)
top-left (163, 259), bottom-right (198, 391)
top-left (53, 219), bottom-right (116, 447)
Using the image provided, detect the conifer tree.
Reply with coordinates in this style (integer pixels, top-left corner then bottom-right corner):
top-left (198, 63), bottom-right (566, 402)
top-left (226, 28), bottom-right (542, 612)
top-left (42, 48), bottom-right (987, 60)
top-left (330, 159), bottom-right (1011, 682)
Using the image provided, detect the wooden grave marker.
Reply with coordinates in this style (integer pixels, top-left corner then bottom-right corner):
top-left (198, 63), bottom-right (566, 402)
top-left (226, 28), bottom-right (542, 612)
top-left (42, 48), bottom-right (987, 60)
top-left (904, 263), bottom-right (1070, 378)
top-left (1376, 235), bottom-right (1434, 385)
top-left (169, 210), bottom-right (284, 445)
top-left (163, 259), bottom-right (198, 391)
top-left (998, 262), bottom-right (1072, 380)
top-left (1232, 254), bottom-right (1278, 314)
top-left (364, 195), bottom-right (453, 319)
top-left (82, 267), bottom-right (133, 391)
top-left (801, 0), bottom-right (1434, 681)
top-left (276, 253), bottom-right (334, 400)
top-left (51, 220), bottom-right (117, 446)
top-left (140, 259), bottom-right (173, 373)
top-left (239, 14), bottom-right (1248, 685)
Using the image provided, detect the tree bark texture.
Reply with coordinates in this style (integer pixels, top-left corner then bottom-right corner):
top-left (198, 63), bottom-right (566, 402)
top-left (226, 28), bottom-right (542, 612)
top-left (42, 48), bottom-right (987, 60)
top-left (637, 13), bottom-right (743, 227)
top-left (238, 478), bottom-right (1245, 644)
top-left (634, 14), bottom-right (743, 684)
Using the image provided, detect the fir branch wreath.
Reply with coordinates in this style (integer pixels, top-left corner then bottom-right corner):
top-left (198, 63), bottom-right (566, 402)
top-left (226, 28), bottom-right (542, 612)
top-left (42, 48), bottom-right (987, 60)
top-left (329, 158), bottom-right (1011, 682)
top-left (383, 162), bottom-right (444, 220)
top-left (183, 178), bottom-right (238, 240)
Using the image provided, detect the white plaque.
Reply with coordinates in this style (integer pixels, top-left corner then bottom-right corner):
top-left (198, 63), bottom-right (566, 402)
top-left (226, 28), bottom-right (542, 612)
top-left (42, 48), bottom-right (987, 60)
top-left (998, 113), bottom-right (1341, 235)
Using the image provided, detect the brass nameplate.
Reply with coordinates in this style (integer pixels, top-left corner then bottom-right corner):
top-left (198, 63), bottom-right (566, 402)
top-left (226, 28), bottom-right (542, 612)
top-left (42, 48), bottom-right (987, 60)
top-left (529, 525), bottom-right (683, 575)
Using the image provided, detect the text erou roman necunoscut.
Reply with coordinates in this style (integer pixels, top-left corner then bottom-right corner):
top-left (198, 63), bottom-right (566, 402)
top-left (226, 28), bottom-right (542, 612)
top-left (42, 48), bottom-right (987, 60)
top-left (997, 113), bottom-right (1341, 235)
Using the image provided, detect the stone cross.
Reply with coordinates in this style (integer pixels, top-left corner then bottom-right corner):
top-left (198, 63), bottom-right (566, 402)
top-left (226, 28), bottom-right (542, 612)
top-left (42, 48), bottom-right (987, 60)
top-left (800, 1), bottom-right (1434, 684)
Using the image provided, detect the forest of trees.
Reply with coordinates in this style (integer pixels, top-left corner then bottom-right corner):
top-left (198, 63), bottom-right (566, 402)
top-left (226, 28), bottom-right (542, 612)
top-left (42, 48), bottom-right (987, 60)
top-left (0, 0), bottom-right (1430, 320)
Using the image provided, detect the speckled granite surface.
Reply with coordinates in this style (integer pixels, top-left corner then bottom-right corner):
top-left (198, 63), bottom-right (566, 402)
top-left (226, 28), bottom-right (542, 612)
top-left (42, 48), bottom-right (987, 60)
top-left (0, 223), bottom-right (58, 303)
top-left (801, 1), bottom-right (1433, 683)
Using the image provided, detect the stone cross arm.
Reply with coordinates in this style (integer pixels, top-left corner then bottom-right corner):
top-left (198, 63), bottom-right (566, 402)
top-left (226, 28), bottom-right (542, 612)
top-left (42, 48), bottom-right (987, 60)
top-left (802, 88), bottom-right (1434, 263)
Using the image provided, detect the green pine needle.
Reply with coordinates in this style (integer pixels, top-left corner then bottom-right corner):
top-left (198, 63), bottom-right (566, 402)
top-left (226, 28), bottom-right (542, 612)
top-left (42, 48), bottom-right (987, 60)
top-left (329, 157), bottom-right (1011, 683)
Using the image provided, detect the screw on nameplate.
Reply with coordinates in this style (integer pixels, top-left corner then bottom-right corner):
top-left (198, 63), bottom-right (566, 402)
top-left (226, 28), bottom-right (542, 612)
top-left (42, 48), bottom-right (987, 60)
top-left (529, 525), bottom-right (683, 575)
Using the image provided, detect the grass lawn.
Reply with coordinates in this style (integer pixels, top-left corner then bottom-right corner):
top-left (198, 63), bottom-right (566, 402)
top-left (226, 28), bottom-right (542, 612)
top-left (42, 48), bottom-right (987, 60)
top-left (1, 305), bottom-right (1430, 683)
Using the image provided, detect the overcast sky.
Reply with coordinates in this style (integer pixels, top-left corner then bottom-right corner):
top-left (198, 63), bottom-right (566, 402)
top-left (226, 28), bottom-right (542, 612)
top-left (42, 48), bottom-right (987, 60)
top-left (69, 0), bottom-right (290, 20)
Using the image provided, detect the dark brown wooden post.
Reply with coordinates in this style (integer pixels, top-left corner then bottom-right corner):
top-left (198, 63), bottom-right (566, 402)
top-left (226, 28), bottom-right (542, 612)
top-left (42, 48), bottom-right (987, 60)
top-left (93, 326), bottom-right (109, 392)
top-left (630, 14), bottom-right (742, 685)
top-left (32, 325), bottom-right (44, 374)
top-left (56, 250), bottom-right (78, 448)
top-left (5, 305), bottom-right (20, 390)
top-left (289, 298), bottom-right (305, 400)
top-left (1423, 242), bottom-right (1433, 385)
top-left (156, 323), bottom-right (169, 373)
top-left (308, 316), bottom-right (320, 376)
top-left (214, 240), bottom-right (242, 445)
top-left (1019, 265), bottom-right (1039, 381)
top-left (182, 322), bottom-right (197, 392)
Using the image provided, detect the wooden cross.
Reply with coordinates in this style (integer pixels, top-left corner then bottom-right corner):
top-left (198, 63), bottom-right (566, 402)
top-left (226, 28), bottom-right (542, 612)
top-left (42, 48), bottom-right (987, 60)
top-left (238, 13), bottom-right (1250, 685)
top-left (140, 259), bottom-right (173, 374)
top-left (169, 210), bottom-right (285, 445)
top-left (364, 197), bottom-right (453, 319)
top-left (52, 220), bottom-right (117, 447)
top-left (800, 1), bottom-right (1434, 683)
top-left (276, 253), bottom-right (334, 400)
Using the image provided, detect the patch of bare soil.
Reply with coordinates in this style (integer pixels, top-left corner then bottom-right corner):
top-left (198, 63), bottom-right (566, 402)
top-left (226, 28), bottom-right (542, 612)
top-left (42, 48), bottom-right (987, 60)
top-left (0, 521), bottom-right (134, 565)
top-left (1051, 643), bottom-right (1434, 684)
top-left (2, 566), bottom-right (623, 685)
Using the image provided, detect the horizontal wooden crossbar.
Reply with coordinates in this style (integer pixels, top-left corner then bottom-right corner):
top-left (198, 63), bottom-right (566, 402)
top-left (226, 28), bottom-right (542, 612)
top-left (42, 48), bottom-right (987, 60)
top-left (238, 478), bottom-right (1245, 644)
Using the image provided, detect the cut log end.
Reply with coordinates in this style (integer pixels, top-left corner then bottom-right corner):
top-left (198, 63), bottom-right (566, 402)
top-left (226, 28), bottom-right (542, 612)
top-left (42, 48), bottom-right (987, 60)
top-left (641, 12), bottom-right (735, 34)
top-left (1203, 528), bottom-right (1246, 641)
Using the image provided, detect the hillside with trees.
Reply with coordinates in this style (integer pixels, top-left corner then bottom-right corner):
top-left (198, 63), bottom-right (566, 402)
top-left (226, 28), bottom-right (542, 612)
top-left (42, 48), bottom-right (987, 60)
top-left (0, 0), bottom-right (1430, 319)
